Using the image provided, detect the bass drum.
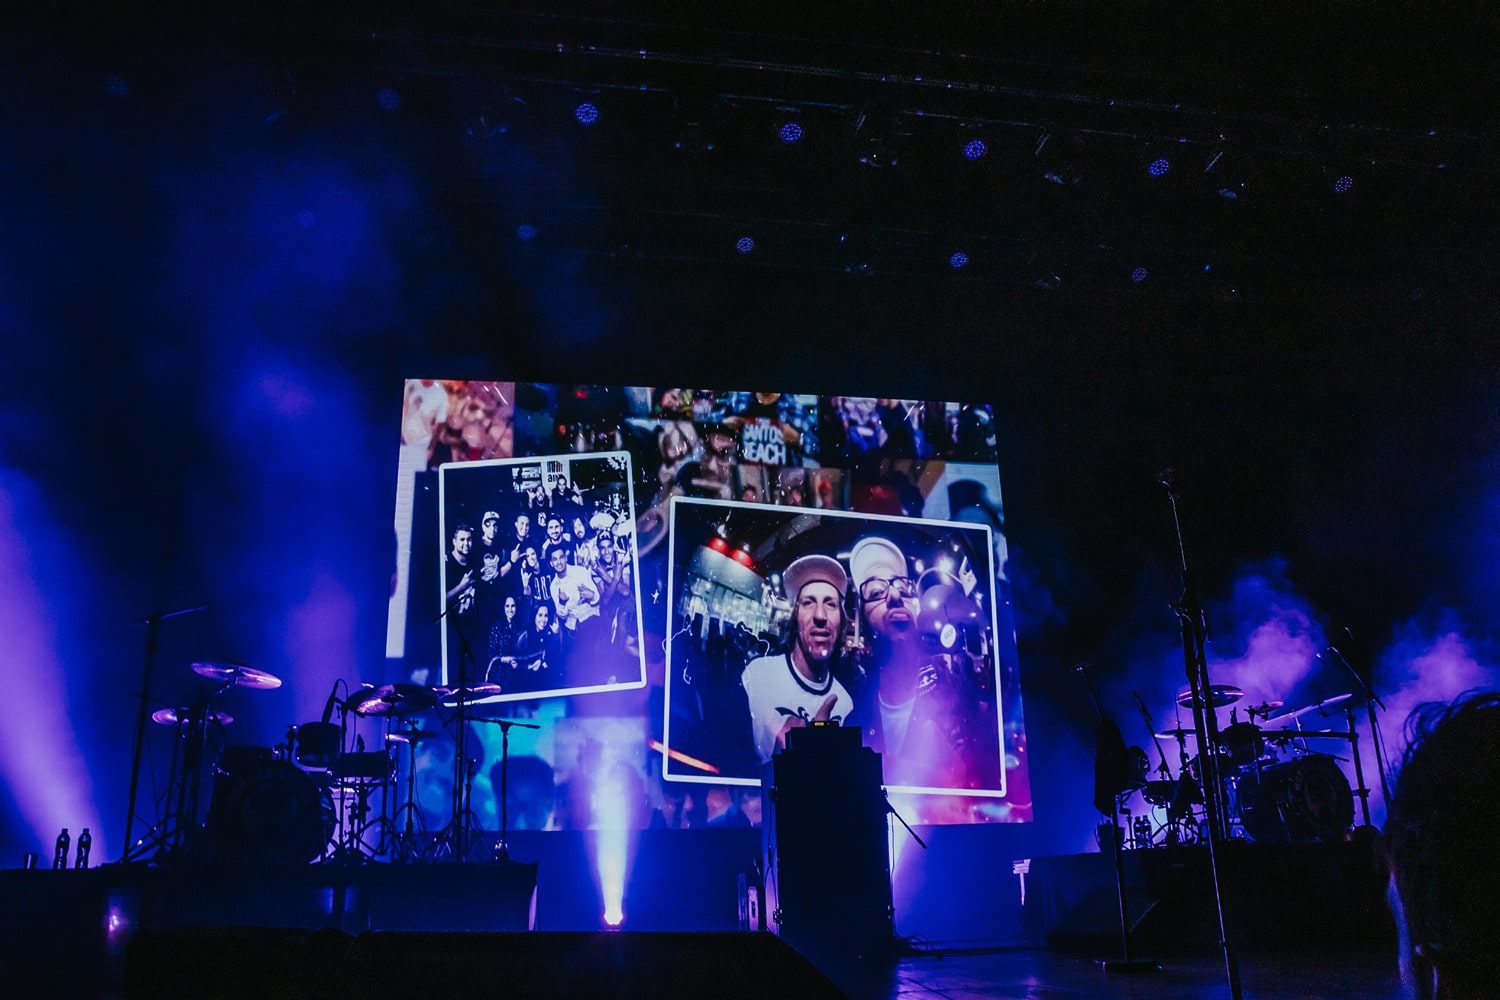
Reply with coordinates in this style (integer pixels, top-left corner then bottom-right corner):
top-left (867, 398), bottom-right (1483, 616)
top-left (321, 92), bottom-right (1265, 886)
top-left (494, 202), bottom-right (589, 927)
top-left (207, 758), bottom-right (334, 864)
top-left (1237, 755), bottom-right (1353, 843)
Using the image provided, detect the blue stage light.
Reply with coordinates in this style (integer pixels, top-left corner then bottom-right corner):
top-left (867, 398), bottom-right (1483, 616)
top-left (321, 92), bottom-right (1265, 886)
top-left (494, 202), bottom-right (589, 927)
top-left (296, 210), bottom-right (317, 230)
top-left (949, 251), bottom-right (969, 270)
top-left (1131, 266), bottom-right (1149, 283)
top-left (735, 235), bottom-right (755, 254)
top-left (104, 75), bottom-right (130, 98)
top-left (1333, 175), bottom-right (1354, 194)
top-left (1148, 158), bottom-right (1172, 177)
top-left (376, 88), bottom-right (401, 112)
top-left (963, 139), bottom-right (987, 160)
top-left (575, 102), bottom-right (600, 126)
top-left (516, 224), bottom-right (538, 242)
top-left (778, 121), bottom-right (803, 144)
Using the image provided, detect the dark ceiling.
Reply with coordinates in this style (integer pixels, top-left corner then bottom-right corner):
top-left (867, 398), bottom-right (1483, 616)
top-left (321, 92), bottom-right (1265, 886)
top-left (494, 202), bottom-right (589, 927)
top-left (10, 2), bottom-right (1499, 645)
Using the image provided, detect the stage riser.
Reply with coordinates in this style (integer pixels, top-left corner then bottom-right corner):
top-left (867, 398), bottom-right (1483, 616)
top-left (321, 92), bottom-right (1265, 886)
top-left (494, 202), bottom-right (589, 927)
top-left (1022, 843), bottom-right (1395, 955)
top-left (123, 930), bottom-right (842, 1000)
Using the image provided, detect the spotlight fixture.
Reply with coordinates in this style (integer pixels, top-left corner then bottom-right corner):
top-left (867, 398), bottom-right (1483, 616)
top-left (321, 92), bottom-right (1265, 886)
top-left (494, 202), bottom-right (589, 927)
top-left (734, 235), bottom-right (755, 255)
top-left (575, 102), bottom-right (600, 126)
top-left (1333, 174), bottom-right (1354, 194)
top-left (376, 88), bottom-right (401, 112)
top-left (963, 138), bottom-right (987, 160)
top-left (516, 223), bottom-right (538, 242)
top-left (1148, 158), bottom-right (1172, 178)
top-left (778, 121), bottom-right (803, 144)
top-left (1131, 266), bottom-right (1149, 283)
top-left (948, 251), bottom-right (969, 270)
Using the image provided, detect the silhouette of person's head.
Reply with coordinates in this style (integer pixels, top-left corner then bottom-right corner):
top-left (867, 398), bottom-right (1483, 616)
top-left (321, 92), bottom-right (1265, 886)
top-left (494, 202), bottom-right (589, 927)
top-left (1385, 692), bottom-right (1500, 1000)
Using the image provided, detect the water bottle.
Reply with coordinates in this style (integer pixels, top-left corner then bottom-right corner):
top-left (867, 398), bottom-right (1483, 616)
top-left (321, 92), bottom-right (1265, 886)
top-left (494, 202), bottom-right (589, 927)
top-left (52, 828), bottom-right (70, 870)
top-left (75, 828), bottom-right (92, 869)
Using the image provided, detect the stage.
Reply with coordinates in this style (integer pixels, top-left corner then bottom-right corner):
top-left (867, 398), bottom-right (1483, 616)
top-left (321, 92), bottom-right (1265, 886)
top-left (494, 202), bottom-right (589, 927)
top-left (0, 839), bottom-right (1400, 998)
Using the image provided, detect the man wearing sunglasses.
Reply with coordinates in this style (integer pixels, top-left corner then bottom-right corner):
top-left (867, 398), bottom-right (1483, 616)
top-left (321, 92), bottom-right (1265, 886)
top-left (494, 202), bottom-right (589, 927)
top-left (849, 536), bottom-right (962, 787)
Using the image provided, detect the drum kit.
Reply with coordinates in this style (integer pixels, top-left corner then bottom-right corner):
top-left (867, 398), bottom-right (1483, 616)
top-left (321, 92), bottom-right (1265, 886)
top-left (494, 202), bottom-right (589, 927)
top-left (1123, 683), bottom-right (1364, 849)
top-left (125, 662), bottom-right (535, 867)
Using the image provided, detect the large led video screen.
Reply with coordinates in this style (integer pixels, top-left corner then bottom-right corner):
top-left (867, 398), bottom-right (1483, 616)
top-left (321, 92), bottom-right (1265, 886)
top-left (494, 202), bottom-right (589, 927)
top-left (389, 382), bottom-right (1031, 827)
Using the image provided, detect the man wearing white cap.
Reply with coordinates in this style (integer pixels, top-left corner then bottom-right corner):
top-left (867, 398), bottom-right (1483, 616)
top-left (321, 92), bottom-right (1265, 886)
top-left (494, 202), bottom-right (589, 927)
top-left (741, 553), bottom-right (854, 763)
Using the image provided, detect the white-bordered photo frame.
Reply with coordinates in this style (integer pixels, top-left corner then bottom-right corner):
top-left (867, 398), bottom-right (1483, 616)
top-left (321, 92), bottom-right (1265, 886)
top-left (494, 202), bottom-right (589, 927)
top-left (661, 495), bottom-right (1009, 798)
top-left (437, 451), bottom-right (648, 703)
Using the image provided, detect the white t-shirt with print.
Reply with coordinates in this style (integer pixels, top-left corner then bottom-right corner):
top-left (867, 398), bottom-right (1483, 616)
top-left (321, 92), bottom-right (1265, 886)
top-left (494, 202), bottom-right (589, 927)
top-left (741, 653), bottom-right (853, 764)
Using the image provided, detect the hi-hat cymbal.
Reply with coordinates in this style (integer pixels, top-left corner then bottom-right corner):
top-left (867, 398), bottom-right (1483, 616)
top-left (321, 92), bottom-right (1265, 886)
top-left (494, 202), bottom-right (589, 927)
top-left (1155, 727), bottom-right (1202, 741)
top-left (1176, 684), bottom-right (1244, 709)
top-left (191, 661), bottom-right (282, 690)
top-left (347, 684), bottom-right (439, 717)
top-left (151, 706), bottom-right (233, 727)
top-left (1265, 693), bottom-right (1354, 724)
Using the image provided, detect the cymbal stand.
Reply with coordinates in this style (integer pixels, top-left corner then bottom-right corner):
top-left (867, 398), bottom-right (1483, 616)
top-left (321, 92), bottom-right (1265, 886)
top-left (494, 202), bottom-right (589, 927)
top-left (354, 723), bottom-right (401, 858)
top-left (120, 604), bottom-right (208, 863)
top-left (474, 718), bottom-right (541, 862)
top-left (321, 700), bottom-right (370, 866)
top-left (1162, 474), bottom-right (1242, 1000)
top-left (122, 713), bottom-right (188, 862)
top-left (389, 727), bottom-right (428, 863)
top-left (168, 680), bottom-right (231, 857)
top-left (431, 597), bottom-right (485, 862)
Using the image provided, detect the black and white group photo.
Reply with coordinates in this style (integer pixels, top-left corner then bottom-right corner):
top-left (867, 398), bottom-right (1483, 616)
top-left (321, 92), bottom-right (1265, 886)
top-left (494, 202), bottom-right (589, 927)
top-left (438, 452), bottom-right (647, 701)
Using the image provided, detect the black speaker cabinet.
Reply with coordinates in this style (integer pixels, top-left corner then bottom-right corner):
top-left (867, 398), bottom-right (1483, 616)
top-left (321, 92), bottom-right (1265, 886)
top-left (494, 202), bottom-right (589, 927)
top-left (762, 723), bottom-right (895, 963)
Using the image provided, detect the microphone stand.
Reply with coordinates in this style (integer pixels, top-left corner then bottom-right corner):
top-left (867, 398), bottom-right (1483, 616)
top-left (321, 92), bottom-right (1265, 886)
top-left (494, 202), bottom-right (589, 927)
top-left (120, 603), bottom-right (208, 863)
top-left (1162, 476), bottom-right (1243, 1000)
top-left (1079, 665), bottom-right (1160, 974)
top-left (1133, 690), bottom-right (1176, 782)
top-left (1326, 639), bottom-right (1390, 825)
top-left (435, 595), bottom-right (480, 863)
top-left (473, 718), bottom-right (541, 862)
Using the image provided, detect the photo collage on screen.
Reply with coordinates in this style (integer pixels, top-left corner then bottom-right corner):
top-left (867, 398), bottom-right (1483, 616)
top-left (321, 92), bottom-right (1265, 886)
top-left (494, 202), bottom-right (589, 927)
top-left (389, 382), bottom-right (1030, 829)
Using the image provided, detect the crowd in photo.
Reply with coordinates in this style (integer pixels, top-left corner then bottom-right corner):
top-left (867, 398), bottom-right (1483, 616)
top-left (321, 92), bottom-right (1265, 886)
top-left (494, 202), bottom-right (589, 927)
top-left (443, 485), bottom-right (639, 696)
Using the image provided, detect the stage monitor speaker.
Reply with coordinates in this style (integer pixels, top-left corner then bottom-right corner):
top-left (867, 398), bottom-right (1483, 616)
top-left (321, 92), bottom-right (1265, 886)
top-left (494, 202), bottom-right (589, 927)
top-left (125, 929), bottom-right (843, 999)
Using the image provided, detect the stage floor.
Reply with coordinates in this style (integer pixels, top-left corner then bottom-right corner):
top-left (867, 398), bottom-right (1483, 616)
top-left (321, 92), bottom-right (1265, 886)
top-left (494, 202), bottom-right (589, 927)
top-left (835, 947), bottom-right (1400, 999)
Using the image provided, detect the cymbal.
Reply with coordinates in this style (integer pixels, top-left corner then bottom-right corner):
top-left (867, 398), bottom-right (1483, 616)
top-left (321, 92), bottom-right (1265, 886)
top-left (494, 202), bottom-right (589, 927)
top-left (1245, 700), bottom-right (1284, 718)
top-left (1265, 693), bottom-right (1354, 724)
top-left (191, 661), bottom-right (282, 690)
top-left (439, 684), bottom-right (504, 705)
top-left (152, 706), bottom-right (233, 727)
top-left (1261, 729), bottom-right (1351, 741)
top-left (1176, 684), bottom-right (1243, 708)
top-left (347, 684), bottom-right (439, 717)
top-left (1155, 728), bottom-right (1202, 741)
top-left (386, 728), bottom-right (438, 745)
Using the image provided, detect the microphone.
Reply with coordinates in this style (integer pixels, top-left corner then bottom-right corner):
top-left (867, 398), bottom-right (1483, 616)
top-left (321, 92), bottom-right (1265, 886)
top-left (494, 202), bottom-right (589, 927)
top-left (321, 681), bottom-right (339, 725)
